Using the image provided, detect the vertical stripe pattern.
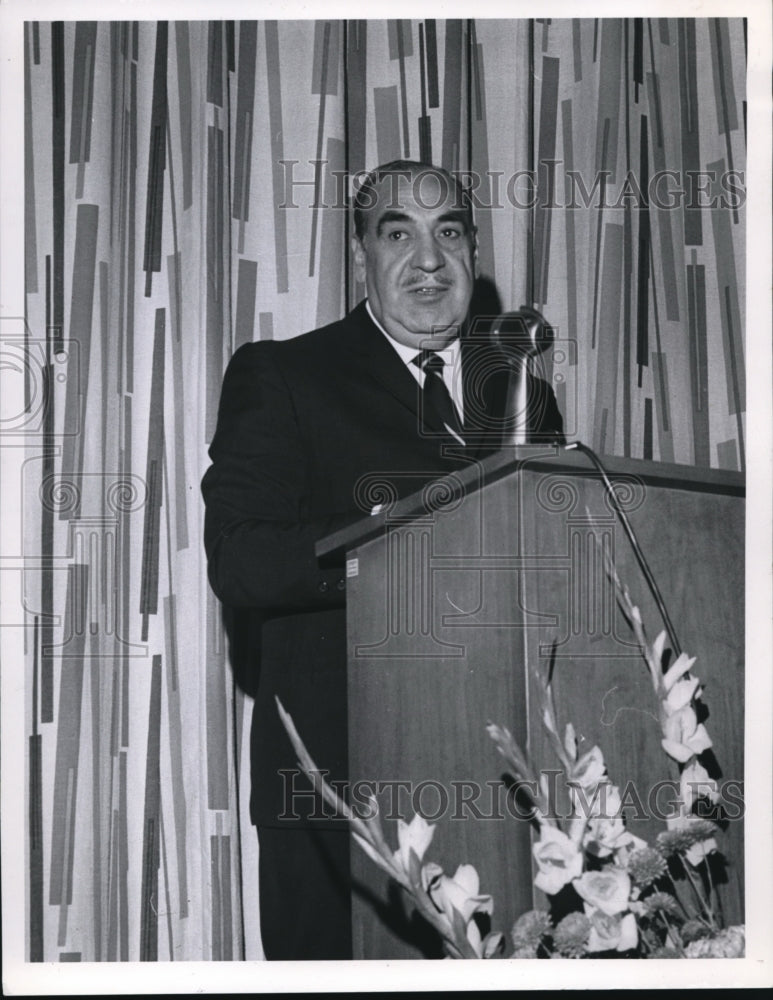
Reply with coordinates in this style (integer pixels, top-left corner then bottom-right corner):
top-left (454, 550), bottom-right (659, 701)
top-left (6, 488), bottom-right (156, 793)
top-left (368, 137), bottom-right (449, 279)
top-left (22, 17), bottom-right (746, 962)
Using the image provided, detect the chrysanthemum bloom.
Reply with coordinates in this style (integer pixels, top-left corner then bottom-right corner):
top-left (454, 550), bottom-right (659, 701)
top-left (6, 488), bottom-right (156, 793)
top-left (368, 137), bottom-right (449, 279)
top-left (627, 847), bottom-right (668, 886)
top-left (656, 828), bottom-right (695, 856)
top-left (680, 919), bottom-right (712, 944)
top-left (510, 909), bottom-right (551, 952)
top-left (674, 817), bottom-right (717, 844)
top-left (643, 891), bottom-right (681, 918)
top-left (552, 912), bottom-right (591, 958)
top-left (660, 815), bottom-right (718, 866)
top-left (684, 925), bottom-right (745, 958)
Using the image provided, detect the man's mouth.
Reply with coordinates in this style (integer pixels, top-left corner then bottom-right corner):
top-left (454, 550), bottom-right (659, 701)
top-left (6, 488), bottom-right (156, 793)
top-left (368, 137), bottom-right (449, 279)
top-left (408, 285), bottom-right (450, 299)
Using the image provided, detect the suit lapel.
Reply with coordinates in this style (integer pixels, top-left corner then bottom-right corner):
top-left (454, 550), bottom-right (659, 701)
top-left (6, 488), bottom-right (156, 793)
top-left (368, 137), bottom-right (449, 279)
top-left (338, 303), bottom-right (561, 454)
top-left (341, 302), bottom-right (450, 437)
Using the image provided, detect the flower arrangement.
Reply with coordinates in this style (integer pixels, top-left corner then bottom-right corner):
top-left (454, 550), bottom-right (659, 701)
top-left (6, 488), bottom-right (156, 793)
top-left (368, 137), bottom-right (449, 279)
top-left (276, 558), bottom-right (744, 959)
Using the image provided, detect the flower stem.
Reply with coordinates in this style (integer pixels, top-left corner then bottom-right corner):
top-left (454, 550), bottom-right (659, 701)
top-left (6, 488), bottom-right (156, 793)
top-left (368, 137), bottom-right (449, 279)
top-left (679, 853), bottom-right (718, 930)
top-left (657, 910), bottom-right (685, 955)
top-left (661, 873), bottom-right (696, 924)
top-left (638, 923), bottom-right (660, 956)
top-left (701, 849), bottom-right (724, 928)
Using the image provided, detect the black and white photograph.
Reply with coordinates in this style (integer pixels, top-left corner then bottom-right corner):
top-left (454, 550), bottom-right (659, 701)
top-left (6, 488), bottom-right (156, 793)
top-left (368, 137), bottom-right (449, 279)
top-left (1, 0), bottom-right (770, 993)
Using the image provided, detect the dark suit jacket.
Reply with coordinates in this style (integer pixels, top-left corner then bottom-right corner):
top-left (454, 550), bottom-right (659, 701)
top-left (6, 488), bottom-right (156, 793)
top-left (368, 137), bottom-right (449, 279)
top-left (201, 301), bottom-right (564, 827)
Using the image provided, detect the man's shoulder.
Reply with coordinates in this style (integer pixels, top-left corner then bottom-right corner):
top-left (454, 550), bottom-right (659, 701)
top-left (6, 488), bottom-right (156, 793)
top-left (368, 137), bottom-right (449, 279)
top-left (231, 302), bottom-right (369, 366)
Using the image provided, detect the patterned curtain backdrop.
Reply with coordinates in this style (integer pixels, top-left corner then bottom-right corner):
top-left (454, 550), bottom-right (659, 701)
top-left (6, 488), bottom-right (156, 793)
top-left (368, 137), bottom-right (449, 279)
top-left (24, 19), bottom-right (745, 962)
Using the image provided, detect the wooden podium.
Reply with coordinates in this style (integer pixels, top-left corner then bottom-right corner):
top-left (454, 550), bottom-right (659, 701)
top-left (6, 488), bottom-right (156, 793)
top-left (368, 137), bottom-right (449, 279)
top-left (317, 448), bottom-right (745, 959)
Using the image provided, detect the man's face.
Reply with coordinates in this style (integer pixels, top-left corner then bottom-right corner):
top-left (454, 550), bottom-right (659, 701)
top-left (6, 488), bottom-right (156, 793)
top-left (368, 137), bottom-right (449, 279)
top-left (352, 169), bottom-right (478, 349)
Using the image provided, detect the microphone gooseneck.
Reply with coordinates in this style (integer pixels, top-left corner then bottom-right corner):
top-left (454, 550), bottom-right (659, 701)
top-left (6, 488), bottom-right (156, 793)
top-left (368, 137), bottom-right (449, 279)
top-left (487, 307), bottom-right (554, 445)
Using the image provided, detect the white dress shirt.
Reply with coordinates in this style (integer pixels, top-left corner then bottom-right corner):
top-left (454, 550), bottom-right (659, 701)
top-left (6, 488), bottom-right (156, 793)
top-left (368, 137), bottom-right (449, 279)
top-left (365, 300), bottom-right (465, 430)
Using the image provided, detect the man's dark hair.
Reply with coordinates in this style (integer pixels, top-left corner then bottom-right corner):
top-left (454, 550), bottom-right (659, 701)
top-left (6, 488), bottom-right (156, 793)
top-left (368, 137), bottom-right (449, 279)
top-left (352, 159), bottom-right (474, 240)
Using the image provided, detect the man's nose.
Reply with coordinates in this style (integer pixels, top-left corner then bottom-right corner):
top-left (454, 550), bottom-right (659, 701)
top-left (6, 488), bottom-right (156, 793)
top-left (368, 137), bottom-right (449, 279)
top-left (410, 232), bottom-right (444, 271)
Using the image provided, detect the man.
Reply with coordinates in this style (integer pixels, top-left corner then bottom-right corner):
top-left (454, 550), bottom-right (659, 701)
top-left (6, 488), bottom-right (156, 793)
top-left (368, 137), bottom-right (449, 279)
top-left (201, 160), bottom-right (564, 960)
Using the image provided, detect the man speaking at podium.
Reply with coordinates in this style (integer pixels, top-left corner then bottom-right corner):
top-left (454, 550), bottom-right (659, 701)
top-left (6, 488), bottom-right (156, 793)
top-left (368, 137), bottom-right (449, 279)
top-left (202, 160), bottom-right (564, 959)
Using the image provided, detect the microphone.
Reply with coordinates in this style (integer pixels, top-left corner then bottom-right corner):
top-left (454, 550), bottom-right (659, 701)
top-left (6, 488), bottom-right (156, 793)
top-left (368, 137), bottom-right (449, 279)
top-left (487, 306), bottom-right (554, 362)
top-left (487, 307), bottom-right (554, 446)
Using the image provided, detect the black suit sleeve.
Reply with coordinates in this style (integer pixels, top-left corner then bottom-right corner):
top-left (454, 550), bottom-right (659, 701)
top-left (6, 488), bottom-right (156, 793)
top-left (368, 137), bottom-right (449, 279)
top-left (201, 342), bottom-right (352, 611)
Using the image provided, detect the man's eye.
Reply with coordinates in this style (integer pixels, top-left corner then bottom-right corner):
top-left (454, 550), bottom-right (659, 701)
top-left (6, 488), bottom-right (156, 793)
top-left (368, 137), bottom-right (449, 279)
top-left (440, 228), bottom-right (462, 239)
top-left (387, 230), bottom-right (408, 241)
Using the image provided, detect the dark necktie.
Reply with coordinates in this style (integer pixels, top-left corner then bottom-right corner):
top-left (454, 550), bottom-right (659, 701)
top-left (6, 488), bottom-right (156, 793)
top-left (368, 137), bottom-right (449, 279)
top-left (413, 349), bottom-right (464, 441)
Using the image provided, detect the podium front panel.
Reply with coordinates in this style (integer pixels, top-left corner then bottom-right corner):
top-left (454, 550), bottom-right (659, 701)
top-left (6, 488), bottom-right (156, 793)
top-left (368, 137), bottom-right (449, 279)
top-left (343, 457), bottom-right (744, 959)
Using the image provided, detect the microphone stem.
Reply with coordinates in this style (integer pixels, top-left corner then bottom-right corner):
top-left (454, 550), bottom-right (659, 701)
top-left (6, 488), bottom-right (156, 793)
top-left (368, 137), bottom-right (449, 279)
top-left (503, 359), bottom-right (530, 447)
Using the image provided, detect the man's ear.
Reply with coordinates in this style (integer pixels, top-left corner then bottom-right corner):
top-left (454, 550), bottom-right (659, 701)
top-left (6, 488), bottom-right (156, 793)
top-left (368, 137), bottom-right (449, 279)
top-left (472, 227), bottom-right (480, 279)
top-left (351, 234), bottom-right (367, 284)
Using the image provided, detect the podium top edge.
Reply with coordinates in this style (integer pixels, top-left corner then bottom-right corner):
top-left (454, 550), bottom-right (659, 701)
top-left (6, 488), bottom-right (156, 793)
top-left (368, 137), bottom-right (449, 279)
top-left (315, 446), bottom-right (745, 562)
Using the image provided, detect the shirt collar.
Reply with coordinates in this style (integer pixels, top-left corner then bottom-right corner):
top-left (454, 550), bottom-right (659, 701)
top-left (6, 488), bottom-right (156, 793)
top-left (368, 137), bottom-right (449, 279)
top-left (365, 299), bottom-right (461, 369)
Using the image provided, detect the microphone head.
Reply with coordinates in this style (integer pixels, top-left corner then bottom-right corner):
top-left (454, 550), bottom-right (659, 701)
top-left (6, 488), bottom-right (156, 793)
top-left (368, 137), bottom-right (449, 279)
top-left (487, 307), bottom-right (555, 362)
